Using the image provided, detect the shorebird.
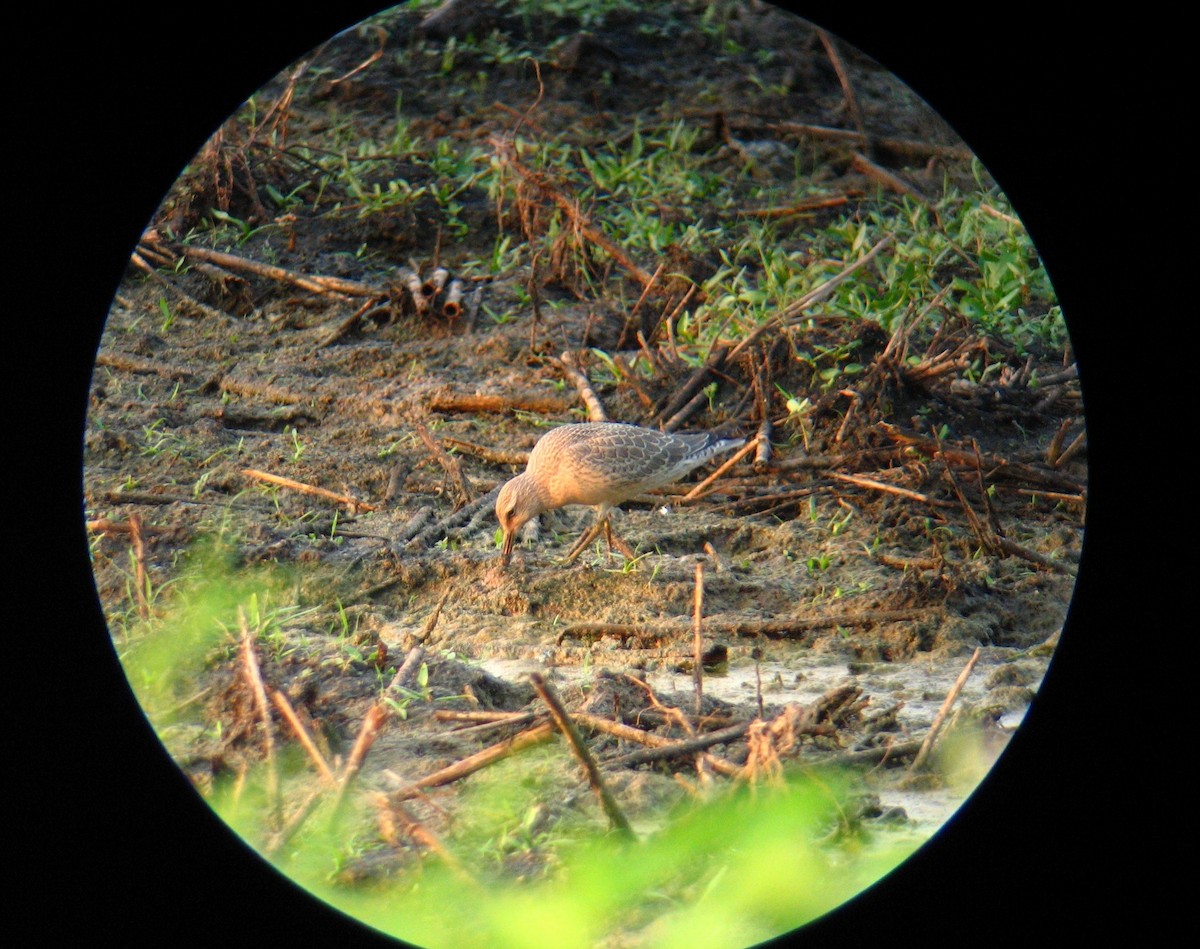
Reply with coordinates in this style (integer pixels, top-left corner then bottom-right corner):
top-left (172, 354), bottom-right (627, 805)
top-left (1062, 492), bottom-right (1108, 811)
top-left (495, 422), bottom-right (745, 567)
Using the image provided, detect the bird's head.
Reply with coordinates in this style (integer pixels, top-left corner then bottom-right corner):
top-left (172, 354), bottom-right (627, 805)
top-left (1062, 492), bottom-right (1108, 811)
top-left (495, 474), bottom-right (544, 567)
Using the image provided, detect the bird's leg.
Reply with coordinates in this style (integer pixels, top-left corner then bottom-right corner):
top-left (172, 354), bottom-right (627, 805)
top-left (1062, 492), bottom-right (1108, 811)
top-left (562, 518), bottom-right (604, 564)
top-left (562, 508), bottom-right (637, 565)
top-left (562, 505), bottom-right (618, 564)
top-left (602, 520), bottom-right (637, 560)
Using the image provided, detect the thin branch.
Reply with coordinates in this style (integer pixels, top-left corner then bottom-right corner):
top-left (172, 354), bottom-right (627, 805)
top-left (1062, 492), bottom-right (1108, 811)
top-left (692, 562), bottom-right (705, 717)
top-left (129, 513), bottom-right (150, 620)
top-left (412, 418), bottom-right (475, 507)
top-left (242, 468), bottom-right (377, 513)
top-left (559, 351), bottom-right (609, 422)
top-left (530, 673), bottom-right (635, 838)
top-left (438, 436), bottom-right (529, 467)
top-left (911, 647), bottom-right (980, 771)
top-left (829, 471), bottom-right (951, 507)
top-left (391, 721), bottom-right (556, 801)
top-left (271, 690), bottom-right (336, 786)
top-left (388, 646), bottom-right (427, 692)
top-left (817, 29), bottom-right (867, 143)
top-left (851, 152), bottom-right (928, 203)
top-left (574, 712), bottom-right (740, 777)
top-left (239, 609), bottom-right (280, 827)
top-left (724, 235), bottom-right (894, 366)
top-left (769, 121), bottom-right (974, 162)
top-left (429, 390), bottom-right (573, 416)
top-left (606, 720), bottom-right (753, 769)
top-left (329, 703), bottom-right (389, 820)
top-left (679, 436), bottom-right (758, 502)
top-left (180, 244), bottom-right (379, 298)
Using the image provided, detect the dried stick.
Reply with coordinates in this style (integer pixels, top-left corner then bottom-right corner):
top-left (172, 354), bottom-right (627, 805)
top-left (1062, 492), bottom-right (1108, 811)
top-left (86, 517), bottom-right (173, 536)
top-left (530, 673), bottom-right (635, 839)
top-left (627, 261), bottom-right (664, 327)
top-left (94, 351), bottom-right (199, 380)
top-left (740, 193), bottom-right (854, 219)
top-left (499, 146), bottom-right (659, 290)
top-left (655, 345), bottom-right (728, 426)
top-left (103, 488), bottom-right (209, 507)
top-left (262, 785), bottom-right (326, 857)
top-left (239, 609), bottom-right (280, 826)
top-left (754, 419), bottom-right (773, 468)
top-left (330, 702), bottom-right (389, 819)
top-left (878, 424), bottom-right (1085, 493)
top-left (429, 390), bottom-right (573, 416)
top-left (128, 513), bottom-right (150, 620)
top-left (388, 646), bottom-right (427, 692)
top-left (371, 793), bottom-right (474, 882)
top-left (993, 535), bottom-right (1077, 575)
top-left (405, 487), bottom-right (499, 550)
top-left (418, 589), bottom-right (453, 643)
top-left (834, 388), bottom-right (861, 444)
top-left (181, 245), bottom-right (379, 297)
top-left (559, 351), bottom-right (608, 422)
top-left (978, 203), bottom-right (1022, 227)
top-left (692, 562), bottom-right (705, 717)
top-left (724, 235), bottom-right (894, 366)
top-left (412, 418), bottom-right (475, 506)
top-left (752, 646), bottom-right (765, 719)
top-left (625, 674), bottom-right (698, 737)
top-left (435, 710), bottom-right (540, 725)
top-left (606, 720), bottom-right (753, 769)
top-left (395, 507), bottom-right (434, 542)
top-left (817, 29), bottom-right (867, 144)
top-left (829, 471), bottom-right (950, 507)
top-left (851, 152), bottom-right (928, 203)
top-left (242, 468), bottom-right (377, 513)
top-left (219, 375), bottom-right (314, 406)
top-left (404, 269), bottom-right (429, 313)
top-left (316, 298), bottom-right (391, 348)
top-left (574, 712), bottom-right (740, 777)
top-left (819, 738), bottom-right (923, 769)
top-left (1046, 418), bottom-right (1072, 467)
top-left (438, 436), bottom-right (529, 466)
top-left (391, 721), bottom-right (556, 800)
top-left (130, 252), bottom-right (233, 323)
top-left (941, 451), bottom-right (992, 552)
top-left (769, 122), bottom-right (974, 162)
top-left (680, 436), bottom-right (758, 502)
top-left (271, 689), bottom-right (336, 786)
top-left (442, 279), bottom-right (465, 318)
top-left (911, 647), bottom-right (981, 771)
top-left (703, 482), bottom-right (827, 516)
top-left (464, 283), bottom-right (484, 332)
top-left (426, 267), bottom-right (451, 295)
top-left (661, 386), bottom-right (714, 432)
top-left (1056, 430), bottom-right (1087, 468)
top-left (328, 24), bottom-right (386, 85)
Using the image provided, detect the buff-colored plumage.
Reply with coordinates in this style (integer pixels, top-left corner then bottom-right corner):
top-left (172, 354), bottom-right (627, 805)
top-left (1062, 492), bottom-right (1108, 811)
top-left (495, 422), bottom-right (744, 565)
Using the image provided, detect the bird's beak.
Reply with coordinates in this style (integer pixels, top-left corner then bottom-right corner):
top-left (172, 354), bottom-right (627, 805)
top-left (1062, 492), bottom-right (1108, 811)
top-left (500, 529), bottom-right (515, 568)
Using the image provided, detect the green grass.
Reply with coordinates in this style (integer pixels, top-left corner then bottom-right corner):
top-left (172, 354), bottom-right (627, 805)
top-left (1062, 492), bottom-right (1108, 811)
top-left (212, 746), bottom-right (922, 949)
top-left (172, 3), bottom-right (1062, 377)
top-left (108, 539), bottom-right (935, 948)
